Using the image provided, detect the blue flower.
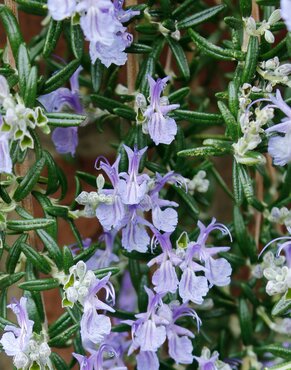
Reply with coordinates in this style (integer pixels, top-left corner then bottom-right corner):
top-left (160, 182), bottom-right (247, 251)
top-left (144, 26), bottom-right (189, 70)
top-left (47, 0), bottom-right (76, 21)
top-left (140, 76), bottom-right (179, 145)
top-left (281, 0), bottom-right (291, 31)
top-left (265, 90), bottom-right (291, 166)
top-left (38, 66), bottom-right (83, 156)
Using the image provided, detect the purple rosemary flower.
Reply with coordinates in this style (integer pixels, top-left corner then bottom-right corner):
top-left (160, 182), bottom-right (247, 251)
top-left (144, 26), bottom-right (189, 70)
top-left (113, 0), bottom-right (140, 23)
top-left (136, 351), bottom-right (159, 370)
top-left (0, 118), bottom-right (12, 174)
top-left (118, 271), bottom-right (137, 312)
top-left (0, 297), bottom-right (34, 368)
top-left (38, 67), bottom-right (83, 156)
top-left (91, 145), bottom-right (183, 253)
top-left (194, 347), bottom-right (232, 370)
top-left (118, 146), bottom-right (149, 205)
top-left (190, 218), bottom-right (232, 287)
top-left (178, 251), bottom-right (209, 304)
top-left (125, 288), bottom-right (167, 354)
top-left (148, 232), bottom-right (181, 294)
top-left (47, 0), bottom-right (76, 20)
top-left (265, 90), bottom-right (291, 166)
top-left (80, 274), bottom-right (115, 352)
top-left (73, 343), bottom-right (127, 370)
top-left (142, 76), bottom-right (179, 145)
top-left (281, 0), bottom-right (291, 31)
top-left (76, 0), bottom-right (120, 44)
top-left (158, 303), bottom-right (201, 365)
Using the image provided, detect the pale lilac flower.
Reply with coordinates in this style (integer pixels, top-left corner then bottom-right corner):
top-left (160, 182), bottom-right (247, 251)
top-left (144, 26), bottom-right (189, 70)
top-left (0, 297), bottom-right (34, 368)
top-left (142, 76), bottom-right (179, 145)
top-left (47, 0), bottom-right (76, 21)
top-left (118, 271), bottom-right (137, 312)
top-left (194, 347), bottom-right (232, 370)
top-left (0, 119), bottom-right (12, 174)
top-left (113, 0), bottom-right (140, 23)
top-left (95, 154), bottom-right (126, 231)
top-left (265, 90), bottom-right (291, 166)
top-left (89, 31), bottom-right (132, 67)
top-left (281, 0), bottom-right (291, 31)
top-left (74, 343), bottom-right (127, 370)
top-left (81, 274), bottom-right (115, 352)
top-left (158, 303), bottom-right (201, 365)
top-left (136, 351), bottom-right (159, 370)
top-left (38, 67), bottom-right (83, 156)
top-left (76, 0), bottom-right (120, 44)
top-left (148, 232), bottom-right (181, 294)
top-left (121, 211), bottom-right (151, 253)
top-left (190, 218), bottom-right (232, 287)
top-left (125, 288), bottom-right (167, 354)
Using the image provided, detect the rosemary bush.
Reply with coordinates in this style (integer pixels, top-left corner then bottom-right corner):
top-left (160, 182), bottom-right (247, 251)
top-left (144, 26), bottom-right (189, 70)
top-left (0, 0), bottom-right (291, 369)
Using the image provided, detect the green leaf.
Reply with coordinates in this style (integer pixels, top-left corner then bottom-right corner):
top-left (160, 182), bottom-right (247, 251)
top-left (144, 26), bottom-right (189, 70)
top-left (6, 234), bottom-right (28, 274)
top-left (217, 100), bottom-right (239, 140)
top-left (21, 243), bottom-right (51, 274)
top-left (91, 94), bottom-right (127, 113)
top-left (91, 59), bottom-right (104, 93)
top-left (43, 20), bottom-right (62, 58)
top-left (0, 272), bottom-right (25, 290)
top-left (15, 0), bottom-right (47, 15)
top-left (48, 324), bottom-right (79, 347)
top-left (46, 112), bottom-right (86, 127)
top-left (76, 171), bottom-right (97, 187)
top-left (264, 361), bottom-right (291, 370)
top-left (126, 43), bottom-right (152, 54)
top-left (19, 278), bottom-right (59, 291)
top-left (49, 312), bottom-right (73, 338)
top-left (0, 5), bottom-right (24, 59)
top-left (233, 206), bottom-right (257, 262)
top-left (42, 59), bottom-right (80, 94)
top-left (24, 66), bottom-right (38, 108)
top-left (255, 345), bottom-right (291, 360)
top-left (43, 151), bottom-right (60, 195)
top-left (166, 37), bottom-right (190, 79)
top-left (188, 29), bottom-right (244, 61)
top-left (271, 291), bottom-right (291, 316)
top-left (94, 267), bottom-right (120, 279)
top-left (174, 109), bottom-right (223, 125)
top-left (63, 246), bottom-right (74, 274)
top-left (17, 43), bottom-right (31, 98)
top-left (70, 20), bottom-right (83, 59)
top-left (168, 87), bottom-right (190, 103)
top-left (50, 353), bottom-right (69, 370)
top-left (36, 229), bottom-right (62, 269)
top-left (113, 107), bottom-right (136, 120)
top-left (237, 164), bottom-right (264, 211)
top-left (7, 218), bottom-right (55, 231)
top-left (177, 4), bottom-right (226, 29)
top-left (224, 16), bottom-right (243, 30)
top-left (240, 0), bottom-right (252, 17)
top-left (172, 185), bottom-right (199, 218)
top-left (13, 157), bottom-right (46, 202)
top-left (239, 298), bottom-right (253, 345)
top-left (241, 36), bottom-right (259, 84)
top-left (178, 146), bottom-right (231, 157)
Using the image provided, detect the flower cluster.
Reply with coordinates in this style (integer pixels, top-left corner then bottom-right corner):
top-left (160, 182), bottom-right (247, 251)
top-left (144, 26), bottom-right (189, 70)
top-left (124, 288), bottom-right (201, 369)
top-left (243, 9), bottom-right (281, 43)
top-left (0, 76), bottom-right (49, 174)
top-left (255, 236), bottom-right (291, 296)
top-left (38, 66), bottom-right (83, 156)
top-left (265, 90), bottom-right (291, 166)
top-left (62, 262), bottom-right (115, 353)
top-left (76, 145), bottom-right (184, 253)
top-left (233, 86), bottom-right (274, 165)
top-left (136, 76), bottom-right (179, 145)
top-left (194, 347), bottom-right (232, 370)
top-left (257, 57), bottom-right (291, 91)
top-left (268, 207), bottom-right (291, 233)
top-left (0, 297), bottom-right (52, 370)
top-left (148, 218), bottom-right (232, 301)
top-left (185, 170), bottom-right (210, 195)
top-left (47, 0), bottom-right (139, 67)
